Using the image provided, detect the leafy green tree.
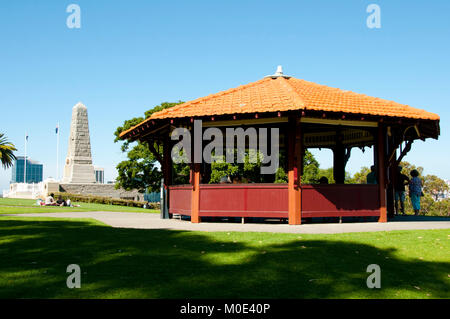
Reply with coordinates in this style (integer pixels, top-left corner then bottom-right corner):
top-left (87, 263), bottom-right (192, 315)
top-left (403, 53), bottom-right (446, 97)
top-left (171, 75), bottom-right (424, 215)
top-left (423, 175), bottom-right (449, 201)
top-left (317, 167), bottom-right (336, 184)
top-left (397, 161), bottom-right (449, 216)
top-left (274, 167), bottom-right (288, 183)
top-left (399, 161), bottom-right (424, 178)
top-left (114, 101), bottom-right (184, 192)
top-left (209, 159), bottom-right (239, 184)
top-left (301, 150), bottom-right (320, 183)
top-left (270, 150), bottom-right (320, 184)
top-left (115, 143), bottom-right (162, 192)
top-left (209, 151), bottom-right (263, 183)
top-left (434, 198), bottom-right (450, 216)
top-left (399, 161), bottom-right (448, 199)
top-left (114, 101), bottom-right (183, 152)
top-left (348, 166), bottom-right (371, 184)
top-left (0, 133), bottom-right (17, 169)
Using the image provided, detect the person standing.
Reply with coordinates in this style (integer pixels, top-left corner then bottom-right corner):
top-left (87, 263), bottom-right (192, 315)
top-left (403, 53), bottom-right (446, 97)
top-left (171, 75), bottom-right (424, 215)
top-left (394, 166), bottom-right (410, 216)
top-left (409, 169), bottom-right (423, 216)
top-left (366, 166), bottom-right (377, 184)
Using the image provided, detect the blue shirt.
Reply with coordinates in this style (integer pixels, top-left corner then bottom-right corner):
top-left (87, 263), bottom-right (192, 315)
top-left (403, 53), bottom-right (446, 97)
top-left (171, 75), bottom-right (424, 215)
top-left (409, 177), bottom-right (422, 195)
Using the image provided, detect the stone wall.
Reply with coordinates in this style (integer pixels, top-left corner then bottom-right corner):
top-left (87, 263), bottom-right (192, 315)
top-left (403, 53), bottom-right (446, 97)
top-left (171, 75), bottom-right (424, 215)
top-left (59, 183), bottom-right (143, 201)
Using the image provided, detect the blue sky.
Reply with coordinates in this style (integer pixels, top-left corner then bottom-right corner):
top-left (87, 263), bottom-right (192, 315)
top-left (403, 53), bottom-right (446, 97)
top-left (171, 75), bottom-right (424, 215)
top-left (1, 0), bottom-right (449, 191)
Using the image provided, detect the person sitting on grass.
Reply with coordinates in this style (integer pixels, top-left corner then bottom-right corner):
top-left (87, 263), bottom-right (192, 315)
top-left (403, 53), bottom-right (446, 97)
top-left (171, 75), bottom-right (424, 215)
top-left (56, 196), bottom-right (66, 207)
top-left (143, 201), bottom-right (151, 209)
top-left (44, 193), bottom-right (58, 206)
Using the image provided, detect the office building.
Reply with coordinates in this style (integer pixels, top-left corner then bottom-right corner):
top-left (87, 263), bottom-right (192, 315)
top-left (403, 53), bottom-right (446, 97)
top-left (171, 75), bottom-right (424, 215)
top-left (94, 167), bottom-right (105, 184)
top-left (11, 156), bottom-right (43, 184)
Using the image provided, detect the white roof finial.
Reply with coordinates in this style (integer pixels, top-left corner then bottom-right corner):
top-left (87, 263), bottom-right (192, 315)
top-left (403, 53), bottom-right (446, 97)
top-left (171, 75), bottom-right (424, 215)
top-left (275, 65), bottom-right (283, 76)
top-left (265, 65), bottom-right (291, 79)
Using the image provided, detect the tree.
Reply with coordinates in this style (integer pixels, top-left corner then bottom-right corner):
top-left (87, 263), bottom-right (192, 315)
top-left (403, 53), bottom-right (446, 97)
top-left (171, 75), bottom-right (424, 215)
top-left (399, 161), bottom-right (449, 200)
top-left (301, 150), bottom-right (320, 183)
top-left (114, 101), bottom-right (184, 192)
top-left (423, 175), bottom-right (449, 201)
top-left (115, 142), bottom-right (162, 192)
top-left (317, 167), bottom-right (336, 184)
top-left (399, 161), bottom-right (424, 177)
top-left (272, 150), bottom-right (320, 184)
top-left (348, 166), bottom-right (371, 184)
top-left (397, 161), bottom-right (449, 215)
top-left (274, 167), bottom-right (288, 183)
top-left (209, 151), bottom-right (263, 184)
top-left (0, 133), bottom-right (17, 169)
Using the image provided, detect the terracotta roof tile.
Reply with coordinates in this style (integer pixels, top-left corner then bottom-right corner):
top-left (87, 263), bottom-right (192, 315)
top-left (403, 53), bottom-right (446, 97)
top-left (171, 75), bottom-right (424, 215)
top-left (149, 76), bottom-right (439, 121)
top-left (120, 75), bottom-right (439, 138)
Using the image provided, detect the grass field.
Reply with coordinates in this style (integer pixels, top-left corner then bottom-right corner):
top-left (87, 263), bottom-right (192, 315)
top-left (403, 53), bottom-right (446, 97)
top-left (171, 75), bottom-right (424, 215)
top-left (0, 216), bottom-right (448, 299)
top-left (0, 198), bottom-right (159, 214)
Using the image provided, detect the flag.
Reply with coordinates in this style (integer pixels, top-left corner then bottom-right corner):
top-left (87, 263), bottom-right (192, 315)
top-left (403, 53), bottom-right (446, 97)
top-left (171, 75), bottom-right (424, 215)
top-left (25, 133), bottom-right (28, 141)
top-left (56, 124), bottom-right (59, 134)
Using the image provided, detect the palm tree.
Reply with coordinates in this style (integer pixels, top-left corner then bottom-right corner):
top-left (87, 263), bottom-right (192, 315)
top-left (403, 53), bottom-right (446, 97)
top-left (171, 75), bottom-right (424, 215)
top-left (0, 133), bottom-right (17, 169)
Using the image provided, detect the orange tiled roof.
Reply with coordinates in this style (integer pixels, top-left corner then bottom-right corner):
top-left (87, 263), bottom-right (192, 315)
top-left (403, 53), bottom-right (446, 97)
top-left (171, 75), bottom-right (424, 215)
top-left (120, 74), bottom-right (440, 138)
top-left (149, 76), bottom-right (439, 121)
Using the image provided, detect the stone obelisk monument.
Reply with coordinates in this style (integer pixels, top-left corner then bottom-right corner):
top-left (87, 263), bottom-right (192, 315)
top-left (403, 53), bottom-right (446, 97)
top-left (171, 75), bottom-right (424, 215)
top-left (62, 102), bottom-right (96, 184)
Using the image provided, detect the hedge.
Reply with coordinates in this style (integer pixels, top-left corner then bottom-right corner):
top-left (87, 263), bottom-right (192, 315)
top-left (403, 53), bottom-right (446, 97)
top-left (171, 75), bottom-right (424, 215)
top-left (52, 192), bottom-right (160, 209)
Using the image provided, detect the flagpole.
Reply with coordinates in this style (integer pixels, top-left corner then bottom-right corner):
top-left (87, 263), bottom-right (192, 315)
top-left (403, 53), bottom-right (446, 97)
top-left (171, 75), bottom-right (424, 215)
top-left (24, 133), bottom-right (27, 184)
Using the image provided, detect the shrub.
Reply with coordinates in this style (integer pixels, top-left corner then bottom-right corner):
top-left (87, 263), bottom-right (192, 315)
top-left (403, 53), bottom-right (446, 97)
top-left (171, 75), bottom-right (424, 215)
top-left (52, 192), bottom-right (160, 209)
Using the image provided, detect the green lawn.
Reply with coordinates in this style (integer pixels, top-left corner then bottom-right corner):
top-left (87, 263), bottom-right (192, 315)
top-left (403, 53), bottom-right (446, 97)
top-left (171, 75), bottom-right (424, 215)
top-left (0, 198), bottom-right (158, 214)
top-left (0, 216), bottom-right (448, 298)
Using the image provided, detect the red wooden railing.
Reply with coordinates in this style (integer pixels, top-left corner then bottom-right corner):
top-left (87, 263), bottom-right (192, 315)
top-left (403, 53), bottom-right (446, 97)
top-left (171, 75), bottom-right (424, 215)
top-left (169, 185), bottom-right (192, 216)
top-left (168, 184), bottom-right (380, 219)
top-left (301, 184), bottom-right (380, 217)
top-left (199, 184), bottom-right (289, 218)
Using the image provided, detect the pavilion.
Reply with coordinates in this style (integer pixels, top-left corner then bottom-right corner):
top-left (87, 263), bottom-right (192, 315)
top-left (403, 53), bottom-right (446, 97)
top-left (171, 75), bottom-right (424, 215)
top-left (119, 67), bottom-right (440, 225)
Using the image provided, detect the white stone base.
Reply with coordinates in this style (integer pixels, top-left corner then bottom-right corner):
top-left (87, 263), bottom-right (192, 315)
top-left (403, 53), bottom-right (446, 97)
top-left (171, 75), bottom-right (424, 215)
top-left (62, 163), bottom-right (96, 184)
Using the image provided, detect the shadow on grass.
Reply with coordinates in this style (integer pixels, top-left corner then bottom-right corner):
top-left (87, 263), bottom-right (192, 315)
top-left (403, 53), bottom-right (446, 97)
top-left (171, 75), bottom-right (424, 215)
top-left (0, 218), bottom-right (448, 299)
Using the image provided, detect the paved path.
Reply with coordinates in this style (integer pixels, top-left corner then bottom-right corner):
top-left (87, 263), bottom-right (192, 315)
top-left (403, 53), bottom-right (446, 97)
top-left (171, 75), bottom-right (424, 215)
top-left (3, 212), bottom-right (450, 234)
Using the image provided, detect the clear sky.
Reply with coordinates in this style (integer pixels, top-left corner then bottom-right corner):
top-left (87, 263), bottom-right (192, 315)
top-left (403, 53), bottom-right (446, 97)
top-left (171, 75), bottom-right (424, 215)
top-left (1, 0), bottom-right (449, 191)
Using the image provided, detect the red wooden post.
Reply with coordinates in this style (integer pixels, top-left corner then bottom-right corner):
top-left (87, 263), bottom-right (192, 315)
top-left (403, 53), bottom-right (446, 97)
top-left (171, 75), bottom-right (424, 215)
top-left (190, 124), bottom-right (201, 223)
top-left (377, 124), bottom-right (387, 223)
top-left (288, 115), bottom-right (302, 225)
top-left (191, 163), bottom-right (201, 223)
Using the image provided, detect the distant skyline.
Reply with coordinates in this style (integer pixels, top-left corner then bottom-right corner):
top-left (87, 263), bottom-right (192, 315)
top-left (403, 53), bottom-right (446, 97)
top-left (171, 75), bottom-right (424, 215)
top-left (1, 0), bottom-right (449, 191)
